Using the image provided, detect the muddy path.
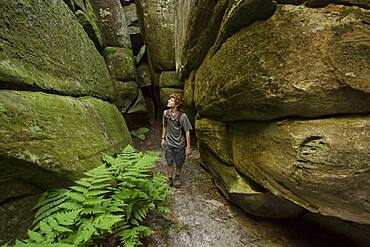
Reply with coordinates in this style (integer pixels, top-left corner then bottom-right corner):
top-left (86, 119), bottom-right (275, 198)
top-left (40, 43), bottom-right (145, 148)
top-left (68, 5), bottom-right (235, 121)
top-left (133, 121), bottom-right (355, 247)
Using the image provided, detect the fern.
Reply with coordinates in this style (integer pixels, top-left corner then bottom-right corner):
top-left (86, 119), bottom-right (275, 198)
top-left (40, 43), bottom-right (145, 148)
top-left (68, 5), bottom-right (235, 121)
top-left (130, 127), bottom-right (150, 141)
top-left (6, 145), bottom-right (171, 247)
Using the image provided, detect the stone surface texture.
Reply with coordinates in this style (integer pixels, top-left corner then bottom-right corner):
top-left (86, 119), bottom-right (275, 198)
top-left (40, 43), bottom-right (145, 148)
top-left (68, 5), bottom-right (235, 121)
top-left (136, 0), bottom-right (176, 71)
top-left (0, 0), bottom-right (114, 100)
top-left (232, 116), bottom-right (370, 224)
top-left (194, 5), bottom-right (370, 121)
top-left (90, 0), bottom-right (131, 48)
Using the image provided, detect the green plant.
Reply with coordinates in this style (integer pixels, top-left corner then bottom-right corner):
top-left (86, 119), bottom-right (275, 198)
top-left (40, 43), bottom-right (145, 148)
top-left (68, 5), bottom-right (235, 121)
top-left (130, 128), bottom-right (150, 141)
top-left (4, 145), bottom-right (171, 247)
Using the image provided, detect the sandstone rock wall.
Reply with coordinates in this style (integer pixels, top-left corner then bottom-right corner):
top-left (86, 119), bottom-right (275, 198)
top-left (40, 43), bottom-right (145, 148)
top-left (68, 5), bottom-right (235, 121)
top-left (176, 0), bottom-right (370, 229)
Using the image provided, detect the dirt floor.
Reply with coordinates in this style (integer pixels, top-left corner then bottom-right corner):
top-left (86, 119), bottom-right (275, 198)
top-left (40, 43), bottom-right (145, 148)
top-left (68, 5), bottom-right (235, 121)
top-left (132, 121), bottom-right (356, 247)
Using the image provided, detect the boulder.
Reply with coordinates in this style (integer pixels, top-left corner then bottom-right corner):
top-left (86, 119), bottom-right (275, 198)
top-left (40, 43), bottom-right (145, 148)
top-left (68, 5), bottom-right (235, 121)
top-left (136, 0), bottom-right (176, 71)
top-left (0, 90), bottom-right (131, 183)
top-left (183, 70), bottom-right (195, 110)
top-left (194, 5), bottom-right (370, 121)
top-left (210, 0), bottom-right (276, 56)
top-left (175, 0), bottom-right (229, 78)
top-left (0, 195), bottom-right (39, 244)
top-left (113, 80), bottom-right (138, 113)
top-left (199, 143), bottom-right (305, 218)
top-left (232, 115), bottom-right (370, 224)
top-left (127, 89), bottom-right (148, 114)
top-left (195, 118), bottom-right (233, 165)
top-left (90, 0), bottom-right (131, 48)
top-left (0, 0), bottom-right (113, 100)
top-left (183, 71), bottom-right (196, 127)
top-left (159, 88), bottom-right (184, 108)
top-left (67, 0), bottom-right (105, 50)
top-left (145, 97), bottom-right (156, 121)
top-left (159, 71), bottom-right (183, 88)
top-left (75, 9), bottom-right (105, 51)
top-left (123, 3), bottom-right (143, 54)
top-left (0, 90), bottom-right (131, 241)
top-left (103, 47), bottom-right (137, 81)
top-left (136, 63), bottom-right (152, 88)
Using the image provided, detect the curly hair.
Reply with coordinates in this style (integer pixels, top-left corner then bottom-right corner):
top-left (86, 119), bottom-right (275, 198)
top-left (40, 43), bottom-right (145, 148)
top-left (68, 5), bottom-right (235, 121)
top-left (168, 93), bottom-right (184, 109)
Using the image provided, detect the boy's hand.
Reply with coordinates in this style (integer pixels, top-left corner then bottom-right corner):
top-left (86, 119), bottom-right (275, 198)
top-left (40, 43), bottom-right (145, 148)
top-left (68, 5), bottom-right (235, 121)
top-left (185, 147), bottom-right (192, 157)
top-left (161, 139), bottom-right (166, 148)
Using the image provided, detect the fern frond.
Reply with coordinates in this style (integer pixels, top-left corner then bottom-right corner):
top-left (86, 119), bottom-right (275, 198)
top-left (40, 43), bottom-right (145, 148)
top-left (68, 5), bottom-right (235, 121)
top-left (58, 201), bottom-right (80, 211)
top-left (53, 210), bottom-right (81, 226)
top-left (74, 179), bottom-right (91, 187)
top-left (33, 195), bottom-right (69, 224)
top-left (27, 230), bottom-right (45, 243)
top-left (69, 192), bottom-right (85, 202)
top-left (93, 214), bottom-right (122, 231)
top-left (33, 189), bottom-right (68, 210)
top-left (71, 219), bottom-right (96, 245)
top-left (83, 197), bottom-right (105, 206)
top-left (70, 186), bottom-right (88, 194)
top-left (81, 207), bottom-right (105, 215)
top-left (85, 190), bottom-right (111, 197)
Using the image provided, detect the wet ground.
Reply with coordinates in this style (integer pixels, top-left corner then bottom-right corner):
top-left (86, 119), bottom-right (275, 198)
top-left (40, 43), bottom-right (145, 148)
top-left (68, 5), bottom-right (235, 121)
top-left (133, 121), bottom-right (356, 247)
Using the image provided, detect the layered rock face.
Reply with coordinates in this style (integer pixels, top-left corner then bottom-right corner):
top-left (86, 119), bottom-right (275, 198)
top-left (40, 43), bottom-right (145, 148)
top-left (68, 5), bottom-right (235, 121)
top-left (136, 0), bottom-right (185, 111)
top-left (136, 0), bottom-right (176, 72)
top-left (176, 0), bottom-right (370, 231)
top-left (0, 0), bottom-right (132, 242)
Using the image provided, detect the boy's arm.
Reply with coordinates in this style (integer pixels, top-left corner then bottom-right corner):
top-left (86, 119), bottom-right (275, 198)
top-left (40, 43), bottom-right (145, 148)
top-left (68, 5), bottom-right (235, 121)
top-left (185, 130), bottom-right (191, 156)
top-left (161, 126), bottom-right (167, 148)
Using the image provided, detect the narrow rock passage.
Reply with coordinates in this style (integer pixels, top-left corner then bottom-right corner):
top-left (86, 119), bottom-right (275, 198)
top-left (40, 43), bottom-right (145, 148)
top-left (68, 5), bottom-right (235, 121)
top-left (133, 121), bottom-right (354, 247)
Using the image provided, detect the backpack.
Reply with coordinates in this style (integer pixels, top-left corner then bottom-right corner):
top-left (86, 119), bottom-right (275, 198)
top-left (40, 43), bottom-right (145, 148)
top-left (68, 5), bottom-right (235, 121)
top-left (164, 110), bottom-right (183, 128)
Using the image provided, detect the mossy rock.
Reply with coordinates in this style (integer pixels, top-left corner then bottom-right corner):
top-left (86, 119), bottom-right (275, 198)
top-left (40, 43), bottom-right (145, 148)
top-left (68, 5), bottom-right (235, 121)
top-left (199, 143), bottom-right (305, 218)
top-left (195, 118), bottom-right (233, 165)
top-left (175, 0), bottom-right (229, 78)
top-left (195, 5), bottom-right (370, 121)
top-left (232, 115), bottom-right (370, 224)
top-left (159, 71), bottom-right (184, 88)
top-left (0, 90), bottom-right (131, 186)
top-left (90, 0), bottom-right (131, 48)
top-left (127, 89), bottom-right (148, 114)
top-left (0, 0), bottom-right (113, 100)
top-left (183, 70), bottom-right (195, 109)
top-left (136, 0), bottom-right (176, 71)
top-left (113, 80), bottom-right (138, 113)
top-left (137, 63), bottom-right (152, 88)
top-left (103, 47), bottom-right (137, 81)
top-left (210, 0), bottom-right (276, 56)
top-left (0, 195), bottom-right (40, 244)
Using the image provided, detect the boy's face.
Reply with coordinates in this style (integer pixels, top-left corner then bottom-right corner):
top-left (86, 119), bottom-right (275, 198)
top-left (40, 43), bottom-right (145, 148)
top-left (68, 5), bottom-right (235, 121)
top-left (167, 97), bottom-right (175, 108)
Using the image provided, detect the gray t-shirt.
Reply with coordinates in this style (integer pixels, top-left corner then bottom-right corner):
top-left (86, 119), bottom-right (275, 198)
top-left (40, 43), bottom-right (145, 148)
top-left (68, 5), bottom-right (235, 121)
top-left (162, 110), bottom-right (193, 148)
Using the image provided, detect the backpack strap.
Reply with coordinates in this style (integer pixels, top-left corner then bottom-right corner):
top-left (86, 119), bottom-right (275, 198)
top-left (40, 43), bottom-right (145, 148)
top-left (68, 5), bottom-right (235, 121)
top-left (176, 111), bottom-right (183, 127)
top-left (165, 110), bottom-right (183, 128)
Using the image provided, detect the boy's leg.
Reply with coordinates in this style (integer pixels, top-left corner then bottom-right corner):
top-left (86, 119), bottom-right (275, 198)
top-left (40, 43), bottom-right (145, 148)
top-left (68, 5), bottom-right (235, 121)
top-left (175, 164), bottom-right (182, 177)
top-left (165, 146), bottom-right (175, 185)
top-left (167, 164), bottom-right (174, 179)
top-left (173, 147), bottom-right (186, 187)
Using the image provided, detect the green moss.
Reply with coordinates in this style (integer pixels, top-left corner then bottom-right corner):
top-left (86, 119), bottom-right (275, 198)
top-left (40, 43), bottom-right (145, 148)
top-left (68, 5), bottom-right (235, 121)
top-left (0, 0), bottom-right (112, 100)
top-left (0, 90), bottom-right (131, 181)
top-left (103, 47), bottom-right (118, 56)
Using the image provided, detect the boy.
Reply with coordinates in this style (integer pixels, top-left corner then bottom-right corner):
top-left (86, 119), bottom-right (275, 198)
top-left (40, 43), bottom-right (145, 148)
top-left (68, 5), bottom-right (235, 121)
top-left (161, 93), bottom-right (192, 186)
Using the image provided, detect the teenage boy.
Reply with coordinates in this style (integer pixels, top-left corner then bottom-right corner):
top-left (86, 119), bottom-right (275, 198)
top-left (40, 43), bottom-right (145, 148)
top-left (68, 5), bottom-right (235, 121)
top-left (161, 93), bottom-right (192, 186)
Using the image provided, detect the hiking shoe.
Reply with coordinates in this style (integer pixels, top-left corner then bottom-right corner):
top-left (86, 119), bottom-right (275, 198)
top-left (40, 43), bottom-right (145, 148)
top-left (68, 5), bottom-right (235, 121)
top-left (173, 175), bottom-right (182, 187)
top-left (168, 177), bottom-right (173, 186)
